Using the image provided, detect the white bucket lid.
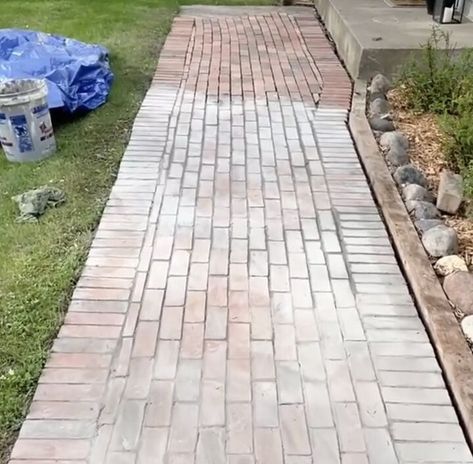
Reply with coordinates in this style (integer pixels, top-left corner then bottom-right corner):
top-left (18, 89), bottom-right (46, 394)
top-left (0, 79), bottom-right (47, 107)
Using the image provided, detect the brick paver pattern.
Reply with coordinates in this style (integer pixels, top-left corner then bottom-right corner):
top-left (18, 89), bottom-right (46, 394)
top-left (10, 7), bottom-right (473, 464)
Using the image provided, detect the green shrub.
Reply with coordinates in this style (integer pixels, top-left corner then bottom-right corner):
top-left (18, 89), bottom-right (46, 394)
top-left (399, 27), bottom-right (473, 115)
top-left (399, 28), bottom-right (473, 198)
top-left (442, 111), bottom-right (473, 170)
top-left (463, 164), bottom-right (473, 203)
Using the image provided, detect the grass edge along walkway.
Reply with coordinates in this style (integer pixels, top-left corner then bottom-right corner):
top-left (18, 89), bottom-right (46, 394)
top-left (0, 1), bottom-right (175, 460)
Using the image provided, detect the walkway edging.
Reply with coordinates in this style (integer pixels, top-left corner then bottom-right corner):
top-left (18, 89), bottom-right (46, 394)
top-left (349, 78), bottom-right (473, 449)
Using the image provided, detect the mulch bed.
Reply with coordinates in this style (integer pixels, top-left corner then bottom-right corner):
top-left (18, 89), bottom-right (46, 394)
top-left (389, 87), bottom-right (473, 266)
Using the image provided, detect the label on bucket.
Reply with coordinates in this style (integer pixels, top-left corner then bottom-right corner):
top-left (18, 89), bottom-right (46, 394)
top-left (0, 113), bottom-right (13, 148)
top-left (32, 103), bottom-right (48, 116)
top-left (32, 104), bottom-right (54, 142)
top-left (0, 106), bottom-right (56, 162)
top-left (10, 114), bottom-right (34, 153)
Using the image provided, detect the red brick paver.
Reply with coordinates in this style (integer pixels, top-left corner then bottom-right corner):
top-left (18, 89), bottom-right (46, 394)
top-left (9, 6), bottom-right (472, 464)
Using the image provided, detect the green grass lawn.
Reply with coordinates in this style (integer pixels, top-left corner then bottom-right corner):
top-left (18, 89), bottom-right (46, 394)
top-left (0, 0), bottom-right (273, 460)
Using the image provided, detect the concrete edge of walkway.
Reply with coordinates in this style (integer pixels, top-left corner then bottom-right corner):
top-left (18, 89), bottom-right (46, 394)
top-left (349, 79), bottom-right (473, 450)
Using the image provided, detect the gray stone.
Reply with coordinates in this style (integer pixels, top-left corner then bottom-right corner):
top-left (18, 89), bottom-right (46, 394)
top-left (461, 315), bottom-right (473, 342)
top-left (379, 131), bottom-right (409, 150)
top-left (386, 144), bottom-right (409, 167)
top-left (370, 116), bottom-right (395, 132)
top-left (370, 97), bottom-right (390, 116)
top-left (394, 164), bottom-right (427, 187)
top-left (369, 74), bottom-right (392, 94)
top-left (402, 184), bottom-right (434, 202)
top-left (414, 219), bottom-right (443, 234)
top-left (443, 271), bottom-right (473, 315)
top-left (405, 200), bottom-right (440, 220)
top-left (369, 91), bottom-right (385, 102)
top-left (436, 170), bottom-right (463, 214)
top-left (434, 255), bottom-right (468, 277)
top-left (422, 225), bottom-right (458, 258)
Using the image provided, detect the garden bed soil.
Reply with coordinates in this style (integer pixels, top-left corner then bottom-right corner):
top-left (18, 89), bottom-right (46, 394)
top-left (389, 87), bottom-right (473, 264)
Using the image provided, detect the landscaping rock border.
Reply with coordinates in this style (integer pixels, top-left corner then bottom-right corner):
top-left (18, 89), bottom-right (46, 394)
top-left (350, 78), bottom-right (473, 445)
top-left (367, 74), bottom-right (471, 308)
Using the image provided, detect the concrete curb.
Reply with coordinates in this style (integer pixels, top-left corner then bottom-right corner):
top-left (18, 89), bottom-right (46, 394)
top-left (349, 79), bottom-right (473, 448)
top-left (314, 0), bottom-right (473, 79)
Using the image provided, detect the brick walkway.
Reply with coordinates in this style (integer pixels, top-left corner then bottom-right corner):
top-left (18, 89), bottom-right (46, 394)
top-left (9, 6), bottom-right (473, 464)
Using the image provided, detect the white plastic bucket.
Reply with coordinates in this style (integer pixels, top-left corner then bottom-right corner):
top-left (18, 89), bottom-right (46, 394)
top-left (0, 79), bottom-right (56, 162)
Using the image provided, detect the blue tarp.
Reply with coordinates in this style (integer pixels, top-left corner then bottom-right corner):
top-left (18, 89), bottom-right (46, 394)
top-left (0, 29), bottom-right (113, 113)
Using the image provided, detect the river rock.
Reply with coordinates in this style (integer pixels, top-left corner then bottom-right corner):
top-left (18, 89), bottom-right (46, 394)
top-left (369, 91), bottom-right (386, 102)
top-left (386, 144), bottom-right (409, 167)
top-left (422, 225), bottom-right (458, 257)
top-left (379, 131), bottom-right (409, 150)
top-left (437, 170), bottom-right (463, 214)
top-left (443, 271), bottom-right (473, 315)
top-left (394, 164), bottom-right (427, 187)
top-left (461, 315), bottom-right (473, 342)
top-left (414, 219), bottom-right (443, 234)
top-left (369, 74), bottom-right (392, 94)
top-left (370, 97), bottom-right (390, 116)
top-left (434, 255), bottom-right (468, 276)
top-left (370, 116), bottom-right (395, 132)
top-left (402, 184), bottom-right (434, 202)
top-left (405, 200), bottom-right (440, 220)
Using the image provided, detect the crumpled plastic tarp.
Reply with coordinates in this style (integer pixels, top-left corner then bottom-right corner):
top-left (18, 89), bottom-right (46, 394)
top-left (0, 29), bottom-right (114, 113)
top-left (12, 186), bottom-right (66, 223)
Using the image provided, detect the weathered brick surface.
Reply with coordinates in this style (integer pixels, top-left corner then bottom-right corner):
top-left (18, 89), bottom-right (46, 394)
top-left (9, 7), bottom-right (472, 464)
